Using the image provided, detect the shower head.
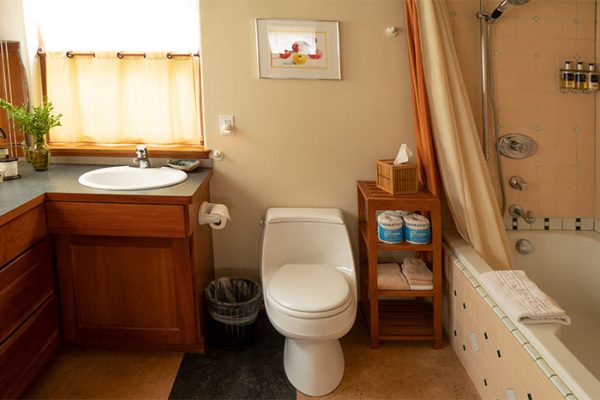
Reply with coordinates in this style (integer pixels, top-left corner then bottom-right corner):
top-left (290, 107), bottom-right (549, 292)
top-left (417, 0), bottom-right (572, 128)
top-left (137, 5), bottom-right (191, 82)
top-left (490, 0), bottom-right (530, 20)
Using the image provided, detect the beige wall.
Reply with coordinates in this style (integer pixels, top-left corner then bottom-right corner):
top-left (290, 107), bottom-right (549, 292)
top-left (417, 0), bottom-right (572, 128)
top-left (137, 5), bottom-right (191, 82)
top-left (200, 0), bottom-right (413, 277)
top-left (449, 0), bottom-right (597, 219)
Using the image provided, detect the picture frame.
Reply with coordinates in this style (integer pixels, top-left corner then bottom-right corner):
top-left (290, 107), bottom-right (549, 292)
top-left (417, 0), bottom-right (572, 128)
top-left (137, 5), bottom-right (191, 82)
top-left (255, 19), bottom-right (341, 80)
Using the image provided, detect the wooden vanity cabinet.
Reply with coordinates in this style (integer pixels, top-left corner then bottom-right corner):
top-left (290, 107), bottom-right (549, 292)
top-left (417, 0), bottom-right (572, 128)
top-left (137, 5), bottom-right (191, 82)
top-left (0, 204), bottom-right (60, 399)
top-left (47, 180), bottom-right (214, 352)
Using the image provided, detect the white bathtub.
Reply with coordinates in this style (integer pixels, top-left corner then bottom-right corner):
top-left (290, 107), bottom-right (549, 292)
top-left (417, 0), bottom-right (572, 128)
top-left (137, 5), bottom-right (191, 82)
top-left (444, 230), bottom-right (600, 400)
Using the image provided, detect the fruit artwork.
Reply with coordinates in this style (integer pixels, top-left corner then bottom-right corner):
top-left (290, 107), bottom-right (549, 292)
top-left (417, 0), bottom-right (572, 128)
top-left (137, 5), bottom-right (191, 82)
top-left (275, 39), bottom-right (323, 66)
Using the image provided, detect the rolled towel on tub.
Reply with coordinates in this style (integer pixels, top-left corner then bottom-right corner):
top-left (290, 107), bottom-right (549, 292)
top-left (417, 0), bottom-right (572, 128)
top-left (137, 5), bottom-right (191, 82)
top-left (377, 263), bottom-right (409, 290)
top-left (479, 270), bottom-right (571, 325)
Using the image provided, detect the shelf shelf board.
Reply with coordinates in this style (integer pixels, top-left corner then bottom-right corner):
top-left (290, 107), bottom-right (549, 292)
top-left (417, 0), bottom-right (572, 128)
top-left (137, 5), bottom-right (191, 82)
top-left (378, 289), bottom-right (434, 298)
top-left (378, 300), bottom-right (434, 338)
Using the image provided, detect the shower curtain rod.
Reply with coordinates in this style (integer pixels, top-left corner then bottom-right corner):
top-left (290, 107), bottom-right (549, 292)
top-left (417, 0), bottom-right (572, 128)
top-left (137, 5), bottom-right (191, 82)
top-left (36, 49), bottom-right (200, 59)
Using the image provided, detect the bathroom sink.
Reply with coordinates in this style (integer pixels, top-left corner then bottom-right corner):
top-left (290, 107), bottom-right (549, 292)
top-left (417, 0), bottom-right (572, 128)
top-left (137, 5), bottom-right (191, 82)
top-left (78, 166), bottom-right (188, 190)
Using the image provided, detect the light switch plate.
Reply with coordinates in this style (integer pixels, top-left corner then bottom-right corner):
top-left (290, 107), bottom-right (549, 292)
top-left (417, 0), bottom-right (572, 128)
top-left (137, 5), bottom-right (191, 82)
top-left (219, 115), bottom-right (235, 135)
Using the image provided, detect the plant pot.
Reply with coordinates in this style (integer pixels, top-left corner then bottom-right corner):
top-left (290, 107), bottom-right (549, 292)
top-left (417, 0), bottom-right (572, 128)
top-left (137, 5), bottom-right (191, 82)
top-left (29, 140), bottom-right (50, 171)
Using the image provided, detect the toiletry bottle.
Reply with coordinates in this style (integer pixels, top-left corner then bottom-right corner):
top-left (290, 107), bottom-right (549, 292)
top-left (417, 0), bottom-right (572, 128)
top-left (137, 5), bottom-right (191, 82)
top-left (587, 63), bottom-right (599, 91)
top-left (560, 61), bottom-right (575, 89)
top-left (575, 61), bottom-right (587, 90)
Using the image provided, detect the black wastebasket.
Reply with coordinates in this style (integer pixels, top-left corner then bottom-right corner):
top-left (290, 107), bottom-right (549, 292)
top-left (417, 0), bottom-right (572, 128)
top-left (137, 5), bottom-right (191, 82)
top-left (205, 277), bottom-right (262, 350)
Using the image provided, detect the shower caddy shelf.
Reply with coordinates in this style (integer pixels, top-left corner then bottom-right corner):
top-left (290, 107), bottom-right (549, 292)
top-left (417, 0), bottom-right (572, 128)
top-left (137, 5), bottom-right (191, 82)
top-left (356, 181), bottom-right (442, 349)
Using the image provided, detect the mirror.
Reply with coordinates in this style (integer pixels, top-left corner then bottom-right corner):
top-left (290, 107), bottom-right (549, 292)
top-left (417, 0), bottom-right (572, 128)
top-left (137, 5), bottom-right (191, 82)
top-left (0, 40), bottom-right (30, 158)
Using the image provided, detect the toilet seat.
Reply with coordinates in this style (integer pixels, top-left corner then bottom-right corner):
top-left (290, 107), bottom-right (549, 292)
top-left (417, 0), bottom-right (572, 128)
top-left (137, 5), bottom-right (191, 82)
top-left (268, 264), bottom-right (351, 319)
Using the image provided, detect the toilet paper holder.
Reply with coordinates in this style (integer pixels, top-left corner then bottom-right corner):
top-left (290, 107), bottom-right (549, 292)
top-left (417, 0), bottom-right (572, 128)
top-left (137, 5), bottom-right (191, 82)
top-left (198, 201), bottom-right (230, 227)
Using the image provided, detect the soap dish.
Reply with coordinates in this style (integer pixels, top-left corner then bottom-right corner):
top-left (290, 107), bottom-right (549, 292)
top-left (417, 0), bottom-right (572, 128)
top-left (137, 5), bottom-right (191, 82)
top-left (167, 159), bottom-right (201, 172)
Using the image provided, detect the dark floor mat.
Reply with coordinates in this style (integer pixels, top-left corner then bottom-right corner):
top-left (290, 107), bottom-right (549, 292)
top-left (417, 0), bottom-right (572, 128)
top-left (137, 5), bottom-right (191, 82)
top-left (169, 311), bottom-right (295, 400)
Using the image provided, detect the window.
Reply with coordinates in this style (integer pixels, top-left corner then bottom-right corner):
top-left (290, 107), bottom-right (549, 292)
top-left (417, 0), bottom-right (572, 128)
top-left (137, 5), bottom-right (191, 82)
top-left (28, 0), bottom-right (205, 156)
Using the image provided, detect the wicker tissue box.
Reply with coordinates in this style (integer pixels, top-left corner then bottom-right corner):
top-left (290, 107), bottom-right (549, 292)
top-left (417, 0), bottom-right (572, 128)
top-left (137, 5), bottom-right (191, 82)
top-left (376, 159), bottom-right (418, 195)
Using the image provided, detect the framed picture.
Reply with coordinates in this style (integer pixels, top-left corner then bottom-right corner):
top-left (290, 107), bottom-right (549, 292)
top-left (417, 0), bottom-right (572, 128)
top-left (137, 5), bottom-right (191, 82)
top-left (255, 19), bottom-right (341, 80)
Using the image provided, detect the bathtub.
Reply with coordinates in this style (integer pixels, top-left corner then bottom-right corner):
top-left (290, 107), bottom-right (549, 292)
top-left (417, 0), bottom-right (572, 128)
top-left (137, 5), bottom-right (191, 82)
top-left (443, 230), bottom-right (600, 400)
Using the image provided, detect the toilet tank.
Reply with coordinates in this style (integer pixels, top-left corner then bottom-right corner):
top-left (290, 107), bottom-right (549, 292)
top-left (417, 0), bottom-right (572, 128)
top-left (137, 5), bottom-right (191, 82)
top-left (260, 208), bottom-right (355, 288)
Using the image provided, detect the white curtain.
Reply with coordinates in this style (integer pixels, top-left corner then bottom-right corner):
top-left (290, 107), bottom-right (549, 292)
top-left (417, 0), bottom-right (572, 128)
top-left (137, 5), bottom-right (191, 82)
top-left (46, 52), bottom-right (201, 145)
top-left (416, 1), bottom-right (513, 270)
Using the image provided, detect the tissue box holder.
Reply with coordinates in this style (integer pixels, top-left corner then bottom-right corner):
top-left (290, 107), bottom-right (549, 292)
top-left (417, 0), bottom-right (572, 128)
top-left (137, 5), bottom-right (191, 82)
top-left (376, 159), bottom-right (418, 195)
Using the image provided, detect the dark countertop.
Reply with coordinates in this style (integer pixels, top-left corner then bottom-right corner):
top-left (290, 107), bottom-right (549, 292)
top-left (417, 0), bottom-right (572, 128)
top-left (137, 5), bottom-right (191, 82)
top-left (0, 163), bottom-right (212, 219)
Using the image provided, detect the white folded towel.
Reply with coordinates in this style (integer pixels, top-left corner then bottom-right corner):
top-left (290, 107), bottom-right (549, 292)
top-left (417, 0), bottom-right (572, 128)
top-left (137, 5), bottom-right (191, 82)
top-left (479, 270), bottom-right (571, 325)
top-left (401, 258), bottom-right (432, 290)
top-left (402, 257), bottom-right (432, 281)
top-left (409, 283), bottom-right (433, 291)
top-left (377, 263), bottom-right (409, 290)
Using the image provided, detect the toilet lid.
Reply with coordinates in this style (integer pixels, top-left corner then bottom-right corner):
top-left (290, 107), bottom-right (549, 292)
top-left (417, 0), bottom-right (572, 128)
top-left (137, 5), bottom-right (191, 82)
top-left (268, 264), bottom-right (350, 313)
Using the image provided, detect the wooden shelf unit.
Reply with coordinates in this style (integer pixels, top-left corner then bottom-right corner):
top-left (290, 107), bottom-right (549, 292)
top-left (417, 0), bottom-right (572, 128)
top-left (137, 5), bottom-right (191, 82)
top-left (357, 181), bottom-right (442, 349)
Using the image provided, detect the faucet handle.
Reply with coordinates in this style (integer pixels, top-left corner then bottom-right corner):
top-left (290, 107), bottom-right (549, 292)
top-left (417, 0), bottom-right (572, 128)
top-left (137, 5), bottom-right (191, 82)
top-left (509, 176), bottom-right (527, 191)
top-left (135, 145), bottom-right (148, 158)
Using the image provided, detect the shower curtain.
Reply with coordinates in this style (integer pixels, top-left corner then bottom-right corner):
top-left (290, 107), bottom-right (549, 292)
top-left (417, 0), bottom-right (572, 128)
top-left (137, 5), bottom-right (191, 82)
top-left (406, 0), bottom-right (513, 270)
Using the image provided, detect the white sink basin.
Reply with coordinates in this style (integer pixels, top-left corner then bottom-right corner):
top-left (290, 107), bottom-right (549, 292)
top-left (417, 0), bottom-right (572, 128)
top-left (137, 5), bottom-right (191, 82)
top-left (78, 166), bottom-right (188, 191)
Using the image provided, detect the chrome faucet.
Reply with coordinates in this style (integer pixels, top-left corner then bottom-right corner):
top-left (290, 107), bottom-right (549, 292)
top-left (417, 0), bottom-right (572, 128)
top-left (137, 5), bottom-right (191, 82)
top-left (509, 204), bottom-right (535, 224)
top-left (133, 145), bottom-right (151, 168)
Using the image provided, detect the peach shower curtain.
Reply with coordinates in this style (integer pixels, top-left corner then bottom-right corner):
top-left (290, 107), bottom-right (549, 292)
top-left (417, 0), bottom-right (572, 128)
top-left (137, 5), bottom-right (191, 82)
top-left (404, 0), bottom-right (440, 196)
top-left (405, 0), bottom-right (513, 270)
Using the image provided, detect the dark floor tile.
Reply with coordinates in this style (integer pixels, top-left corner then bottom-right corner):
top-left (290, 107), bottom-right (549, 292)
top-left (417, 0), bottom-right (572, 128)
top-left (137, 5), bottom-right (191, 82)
top-left (169, 311), bottom-right (295, 400)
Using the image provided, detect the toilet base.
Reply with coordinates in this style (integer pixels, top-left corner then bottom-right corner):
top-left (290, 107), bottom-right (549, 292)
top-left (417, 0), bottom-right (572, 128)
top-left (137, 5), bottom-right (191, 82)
top-left (283, 338), bottom-right (344, 396)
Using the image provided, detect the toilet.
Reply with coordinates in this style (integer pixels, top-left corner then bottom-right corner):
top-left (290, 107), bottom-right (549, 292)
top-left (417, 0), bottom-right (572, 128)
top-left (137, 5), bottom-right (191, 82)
top-left (260, 208), bottom-right (357, 396)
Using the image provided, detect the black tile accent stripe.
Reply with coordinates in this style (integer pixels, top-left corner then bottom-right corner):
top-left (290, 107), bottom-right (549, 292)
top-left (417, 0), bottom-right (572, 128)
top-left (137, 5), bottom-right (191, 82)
top-left (576, 218), bottom-right (581, 231)
top-left (512, 218), bottom-right (518, 230)
top-left (544, 218), bottom-right (549, 231)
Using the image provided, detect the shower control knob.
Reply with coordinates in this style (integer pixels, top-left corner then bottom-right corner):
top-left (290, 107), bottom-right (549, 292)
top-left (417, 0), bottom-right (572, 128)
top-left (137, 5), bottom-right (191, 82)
top-left (515, 238), bottom-right (534, 255)
top-left (509, 176), bottom-right (527, 191)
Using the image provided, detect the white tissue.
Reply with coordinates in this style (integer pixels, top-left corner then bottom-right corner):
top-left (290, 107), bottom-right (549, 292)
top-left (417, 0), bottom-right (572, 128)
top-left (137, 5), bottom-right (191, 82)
top-left (198, 202), bottom-right (231, 230)
top-left (393, 144), bottom-right (413, 165)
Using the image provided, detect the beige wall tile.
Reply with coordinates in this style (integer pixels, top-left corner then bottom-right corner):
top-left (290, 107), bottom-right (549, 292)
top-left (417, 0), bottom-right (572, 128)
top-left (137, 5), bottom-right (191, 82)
top-left (454, 0), bottom-right (596, 220)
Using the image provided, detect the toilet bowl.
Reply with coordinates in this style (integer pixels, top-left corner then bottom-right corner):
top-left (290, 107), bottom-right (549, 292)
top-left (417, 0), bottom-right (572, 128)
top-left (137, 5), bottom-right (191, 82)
top-left (260, 208), bottom-right (357, 396)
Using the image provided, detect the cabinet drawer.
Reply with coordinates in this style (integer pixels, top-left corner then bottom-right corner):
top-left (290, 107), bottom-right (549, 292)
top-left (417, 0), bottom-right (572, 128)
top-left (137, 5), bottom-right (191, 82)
top-left (0, 296), bottom-right (60, 399)
top-left (46, 201), bottom-right (188, 237)
top-left (0, 205), bottom-right (47, 266)
top-left (0, 238), bottom-right (54, 344)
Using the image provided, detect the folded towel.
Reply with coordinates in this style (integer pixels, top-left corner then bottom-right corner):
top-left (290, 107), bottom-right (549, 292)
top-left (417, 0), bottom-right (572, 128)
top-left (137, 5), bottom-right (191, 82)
top-left (377, 263), bottom-right (409, 290)
top-left (410, 284), bottom-right (434, 290)
top-left (479, 270), bottom-right (571, 325)
top-left (402, 257), bottom-right (432, 282)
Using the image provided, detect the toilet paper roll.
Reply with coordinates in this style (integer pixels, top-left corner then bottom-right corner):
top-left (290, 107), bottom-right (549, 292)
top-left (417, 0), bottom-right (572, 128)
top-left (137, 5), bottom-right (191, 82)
top-left (198, 202), bottom-right (231, 230)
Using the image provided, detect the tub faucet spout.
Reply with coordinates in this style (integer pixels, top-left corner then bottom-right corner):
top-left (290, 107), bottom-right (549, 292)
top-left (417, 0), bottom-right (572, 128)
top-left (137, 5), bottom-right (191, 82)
top-left (509, 204), bottom-right (535, 224)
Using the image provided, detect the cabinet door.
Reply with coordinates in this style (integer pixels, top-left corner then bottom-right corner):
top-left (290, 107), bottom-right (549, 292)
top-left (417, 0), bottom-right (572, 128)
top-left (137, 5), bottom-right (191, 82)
top-left (55, 235), bottom-right (200, 350)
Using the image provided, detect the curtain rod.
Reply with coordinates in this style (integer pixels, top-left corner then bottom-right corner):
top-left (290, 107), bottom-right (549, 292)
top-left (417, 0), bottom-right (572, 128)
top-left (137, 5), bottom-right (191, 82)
top-left (36, 49), bottom-right (200, 58)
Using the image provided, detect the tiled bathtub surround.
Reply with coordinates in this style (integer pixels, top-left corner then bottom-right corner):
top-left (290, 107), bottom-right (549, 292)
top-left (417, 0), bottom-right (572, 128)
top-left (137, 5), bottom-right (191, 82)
top-left (447, 0), bottom-right (597, 219)
top-left (443, 248), bottom-right (575, 399)
top-left (502, 217), bottom-right (596, 230)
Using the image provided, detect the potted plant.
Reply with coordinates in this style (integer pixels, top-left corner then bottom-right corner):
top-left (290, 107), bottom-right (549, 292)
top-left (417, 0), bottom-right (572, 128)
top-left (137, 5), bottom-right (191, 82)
top-left (0, 97), bottom-right (62, 171)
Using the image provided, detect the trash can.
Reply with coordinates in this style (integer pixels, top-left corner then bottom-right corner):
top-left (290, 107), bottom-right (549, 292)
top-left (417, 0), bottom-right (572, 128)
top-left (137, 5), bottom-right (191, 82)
top-left (205, 277), bottom-right (262, 350)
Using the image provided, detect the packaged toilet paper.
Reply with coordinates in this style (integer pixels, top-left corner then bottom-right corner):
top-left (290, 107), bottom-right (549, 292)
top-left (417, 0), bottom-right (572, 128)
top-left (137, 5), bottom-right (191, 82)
top-left (403, 214), bottom-right (431, 244)
top-left (377, 211), bottom-right (404, 244)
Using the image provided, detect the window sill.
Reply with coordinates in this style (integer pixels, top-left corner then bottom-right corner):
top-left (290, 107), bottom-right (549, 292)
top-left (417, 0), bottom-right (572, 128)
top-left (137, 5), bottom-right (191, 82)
top-left (48, 143), bottom-right (211, 159)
